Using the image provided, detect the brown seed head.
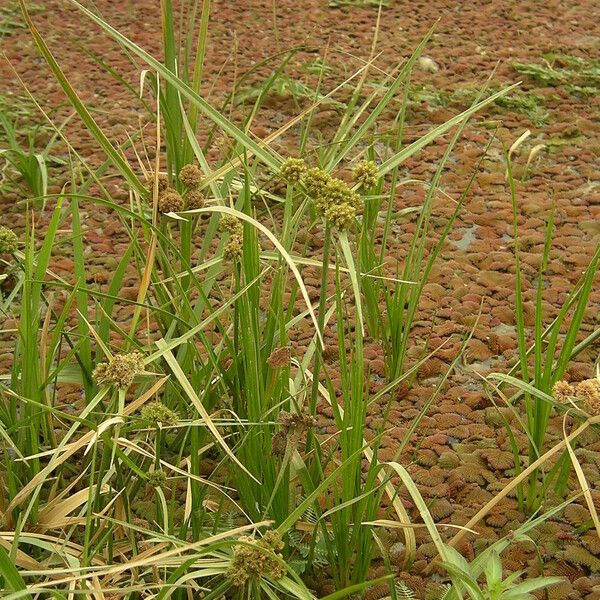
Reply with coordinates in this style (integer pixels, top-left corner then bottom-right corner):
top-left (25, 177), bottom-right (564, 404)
top-left (179, 164), bottom-right (203, 188)
top-left (576, 379), bottom-right (600, 415)
top-left (553, 380), bottom-right (574, 404)
top-left (158, 189), bottom-right (184, 214)
top-left (185, 190), bottom-right (205, 210)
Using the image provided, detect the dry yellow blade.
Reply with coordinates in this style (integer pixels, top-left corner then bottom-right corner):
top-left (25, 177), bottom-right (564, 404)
top-left (18, 521), bottom-right (272, 589)
top-left (449, 414), bottom-right (600, 548)
top-left (124, 375), bottom-right (169, 416)
top-left (0, 538), bottom-right (43, 570)
top-left (5, 429), bottom-right (96, 513)
top-left (37, 485), bottom-right (109, 530)
top-left (563, 415), bottom-right (600, 539)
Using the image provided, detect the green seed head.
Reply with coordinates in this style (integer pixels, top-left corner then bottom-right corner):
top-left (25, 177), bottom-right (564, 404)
top-left (223, 236), bottom-right (243, 262)
top-left (352, 160), bottom-right (379, 189)
top-left (179, 164), bottom-right (203, 188)
top-left (280, 158), bottom-right (306, 183)
top-left (302, 167), bottom-right (331, 197)
top-left (93, 351), bottom-right (144, 389)
top-left (220, 214), bottom-right (243, 236)
top-left (313, 178), bottom-right (362, 216)
top-left (227, 531), bottom-right (286, 587)
top-left (140, 401), bottom-right (179, 427)
top-left (0, 226), bottom-right (18, 255)
top-left (147, 470), bottom-right (167, 487)
top-left (324, 202), bottom-right (356, 230)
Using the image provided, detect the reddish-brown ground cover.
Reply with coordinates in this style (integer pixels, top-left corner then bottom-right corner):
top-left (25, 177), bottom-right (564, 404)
top-left (1, 0), bottom-right (600, 597)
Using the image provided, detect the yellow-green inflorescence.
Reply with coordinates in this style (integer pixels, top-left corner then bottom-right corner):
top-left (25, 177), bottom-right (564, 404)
top-left (220, 214), bottom-right (244, 263)
top-left (147, 469), bottom-right (167, 487)
top-left (308, 171), bottom-right (362, 230)
top-left (93, 351), bottom-right (144, 389)
top-left (227, 530), bottom-right (286, 587)
top-left (280, 158), bottom-right (306, 183)
top-left (0, 226), bottom-right (18, 255)
top-left (140, 402), bottom-right (179, 427)
top-left (352, 160), bottom-right (379, 189)
top-left (302, 167), bottom-right (330, 198)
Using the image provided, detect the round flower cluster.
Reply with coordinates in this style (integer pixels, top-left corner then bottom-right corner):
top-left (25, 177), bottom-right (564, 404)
top-left (158, 189), bottom-right (184, 214)
top-left (301, 167), bottom-right (363, 230)
top-left (140, 401), bottom-right (179, 427)
top-left (0, 226), bottom-right (18, 255)
top-left (280, 158), bottom-right (306, 183)
top-left (146, 470), bottom-right (167, 488)
top-left (147, 173), bottom-right (184, 214)
top-left (302, 167), bottom-right (330, 198)
top-left (576, 379), bottom-right (600, 415)
top-left (179, 164), bottom-right (205, 210)
top-left (93, 351), bottom-right (144, 389)
top-left (227, 531), bottom-right (285, 587)
top-left (352, 160), bottom-right (379, 189)
top-left (179, 164), bottom-right (203, 188)
top-left (272, 409), bottom-right (317, 456)
top-left (553, 378), bottom-right (600, 416)
top-left (220, 214), bottom-right (244, 263)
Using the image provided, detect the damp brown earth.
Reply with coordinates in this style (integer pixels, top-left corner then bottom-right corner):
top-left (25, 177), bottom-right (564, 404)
top-left (1, 0), bottom-right (600, 598)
